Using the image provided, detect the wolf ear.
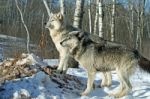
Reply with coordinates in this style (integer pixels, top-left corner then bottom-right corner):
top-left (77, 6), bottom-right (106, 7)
top-left (69, 31), bottom-right (80, 36)
top-left (56, 12), bottom-right (63, 21)
top-left (49, 12), bottom-right (53, 17)
top-left (69, 31), bottom-right (85, 40)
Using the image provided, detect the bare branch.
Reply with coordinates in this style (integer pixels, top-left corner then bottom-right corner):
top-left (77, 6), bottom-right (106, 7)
top-left (43, 0), bottom-right (51, 16)
top-left (15, 0), bottom-right (30, 53)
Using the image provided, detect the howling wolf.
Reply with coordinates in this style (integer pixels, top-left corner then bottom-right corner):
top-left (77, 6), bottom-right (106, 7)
top-left (60, 31), bottom-right (150, 98)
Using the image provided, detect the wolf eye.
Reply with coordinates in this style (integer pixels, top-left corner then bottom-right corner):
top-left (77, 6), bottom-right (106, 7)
top-left (51, 19), bottom-right (54, 22)
top-left (68, 37), bottom-right (71, 39)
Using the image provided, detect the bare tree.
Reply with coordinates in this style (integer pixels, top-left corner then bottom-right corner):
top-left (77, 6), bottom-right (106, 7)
top-left (126, 0), bottom-right (134, 47)
top-left (88, 0), bottom-right (92, 33)
top-left (147, 21), bottom-right (150, 38)
top-left (43, 0), bottom-right (51, 16)
top-left (60, 0), bottom-right (66, 17)
top-left (140, 0), bottom-right (145, 51)
top-left (98, 0), bottom-right (103, 37)
top-left (15, 0), bottom-right (30, 53)
top-left (73, 0), bottom-right (85, 29)
top-left (135, 0), bottom-right (146, 50)
top-left (110, 0), bottom-right (116, 42)
top-left (94, 0), bottom-right (99, 35)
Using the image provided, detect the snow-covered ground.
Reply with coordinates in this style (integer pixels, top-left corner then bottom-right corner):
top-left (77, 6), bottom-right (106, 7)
top-left (0, 59), bottom-right (150, 99)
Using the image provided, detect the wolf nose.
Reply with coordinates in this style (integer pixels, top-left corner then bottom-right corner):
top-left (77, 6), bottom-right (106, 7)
top-left (60, 41), bottom-right (63, 45)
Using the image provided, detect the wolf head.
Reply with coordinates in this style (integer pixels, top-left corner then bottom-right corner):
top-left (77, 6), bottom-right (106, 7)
top-left (60, 31), bottom-right (90, 53)
top-left (45, 12), bottom-right (65, 31)
top-left (60, 31), bottom-right (81, 47)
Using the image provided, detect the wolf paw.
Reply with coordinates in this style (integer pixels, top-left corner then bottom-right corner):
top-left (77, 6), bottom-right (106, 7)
top-left (80, 92), bottom-right (88, 96)
top-left (55, 69), bottom-right (67, 74)
top-left (55, 70), bottom-right (63, 74)
top-left (101, 83), bottom-right (112, 88)
top-left (108, 92), bottom-right (114, 96)
top-left (106, 83), bottom-right (112, 87)
top-left (101, 83), bottom-right (107, 88)
top-left (108, 92), bottom-right (124, 98)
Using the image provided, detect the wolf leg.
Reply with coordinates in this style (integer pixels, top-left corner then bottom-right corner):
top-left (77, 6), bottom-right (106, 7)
top-left (109, 69), bottom-right (132, 98)
top-left (81, 71), bottom-right (96, 96)
top-left (117, 71), bottom-right (132, 98)
top-left (106, 72), bottom-right (112, 87)
top-left (100, 72), bottom-right (107, 87)
top-left (57, 57), bottom-right (63, 73)
top-left (101, 72), bottom-right (112, 87)
top-left (109, 70), bottom-right (125, 97)
top-left (57, 52), bottom-right (69, 73)
top-left (62, 54), bottom-right (69, 73)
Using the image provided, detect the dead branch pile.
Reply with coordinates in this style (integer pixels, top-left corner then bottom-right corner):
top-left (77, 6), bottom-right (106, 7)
top-left (0, 53), bottom-right (60, 84)
top-left (0, 54), bottom-right (37, 83)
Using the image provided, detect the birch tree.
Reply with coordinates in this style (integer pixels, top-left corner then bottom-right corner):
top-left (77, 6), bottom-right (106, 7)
top-left (60, 0), bottom-right (66, 17)
top-left (15, 0), bottom-right (30, 53)
top-left (43, 0), bottom-right (51, 16)
top-left (140, 0), bottom-right (145, 51)
top-left (73, 0), bottom-right (85, 29)
top-left (93, 0), bottom-right (99, 35)
top-left (127, 0), bottom-right (134, 47)
top-left (98, 0), bottom-right (103, 37)
top-left (136, 0), bottom-right (145, 50)
top-left (110, 0), bottom-right (116, 42)
top-left (88, 0), bottom-right (92, 33)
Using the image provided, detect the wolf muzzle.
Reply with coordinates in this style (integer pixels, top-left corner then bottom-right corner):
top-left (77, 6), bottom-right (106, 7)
top-left (60, 39), bottom-right (68, 47)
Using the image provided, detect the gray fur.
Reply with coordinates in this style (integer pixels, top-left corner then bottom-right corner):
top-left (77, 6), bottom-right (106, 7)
top-left (60, 31), bottom-right (150, 98)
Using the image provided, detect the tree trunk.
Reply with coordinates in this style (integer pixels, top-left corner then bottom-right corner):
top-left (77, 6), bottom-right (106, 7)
top-left (60, 0), bottom-right (65, 17)
top-left (147, 21), bottom-right (150, 38)
top-left (93, 0), bottom-right (99, 35)
top-left (73, 0), bottom-right (85, 29)
top-left (43, 0), bottom-right (51, 16)
top-left (88, 0), bottom-right (92, 33)
top-left (136, 8), bottom-right (140, 50)
top-left (140, 0), bottom-right (145, 51)
top-left (110, 0), bottom-right (116, 42)
top-left (136, 0), bottom-right (145, 50)
top-left (128, 0), bottom-right (134, 47)
top-left (15, 0), bottom-right (30, 53)
top-left (98, 0), bottom-right (103, 37)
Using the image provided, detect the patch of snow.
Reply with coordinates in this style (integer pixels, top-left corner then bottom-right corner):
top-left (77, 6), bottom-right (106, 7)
top-left (0, 59), bottom-right (150, 99)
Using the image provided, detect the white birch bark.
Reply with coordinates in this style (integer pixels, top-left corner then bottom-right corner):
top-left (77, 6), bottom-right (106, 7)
top-left (94, 0), bottom-right (99, 35)
top-left (60, 0), bottom-right (65, 16)
top-left (43, 0), bottom-right (51, 16)
top-left (110, 0), bottom-right (116, 42)
top-left (98, 0), bottom-right (103, 37)
top-left (73, 0), bottom-right (85, 28)
top-left (88, 0), bottom-right (92, 33)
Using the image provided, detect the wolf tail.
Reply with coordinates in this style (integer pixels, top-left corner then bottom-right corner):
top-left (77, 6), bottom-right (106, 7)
top-left (138, 56), bottom-right (150, 73)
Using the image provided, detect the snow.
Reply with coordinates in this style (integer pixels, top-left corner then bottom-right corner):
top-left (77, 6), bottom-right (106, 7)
top-left (0, 59), bottom-right (150, 99)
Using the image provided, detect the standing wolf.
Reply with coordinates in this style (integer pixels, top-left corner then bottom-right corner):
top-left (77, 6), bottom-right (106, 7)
top-left (45, 12), bottom-right (79, 73)
top-left (60, 31), bottom-right (150, 98)
top-left (45, 12), bottom-right (126, 87)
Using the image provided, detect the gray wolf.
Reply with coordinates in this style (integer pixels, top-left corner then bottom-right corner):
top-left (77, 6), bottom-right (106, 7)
top-left (45, 12), bottom-right (112, 87)
top-left (45, 12), bottom-right (79, 73)
top-left (45, 12), bottom-right (125, 87)
top-left (60, 31), bottom-right (150, 98)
